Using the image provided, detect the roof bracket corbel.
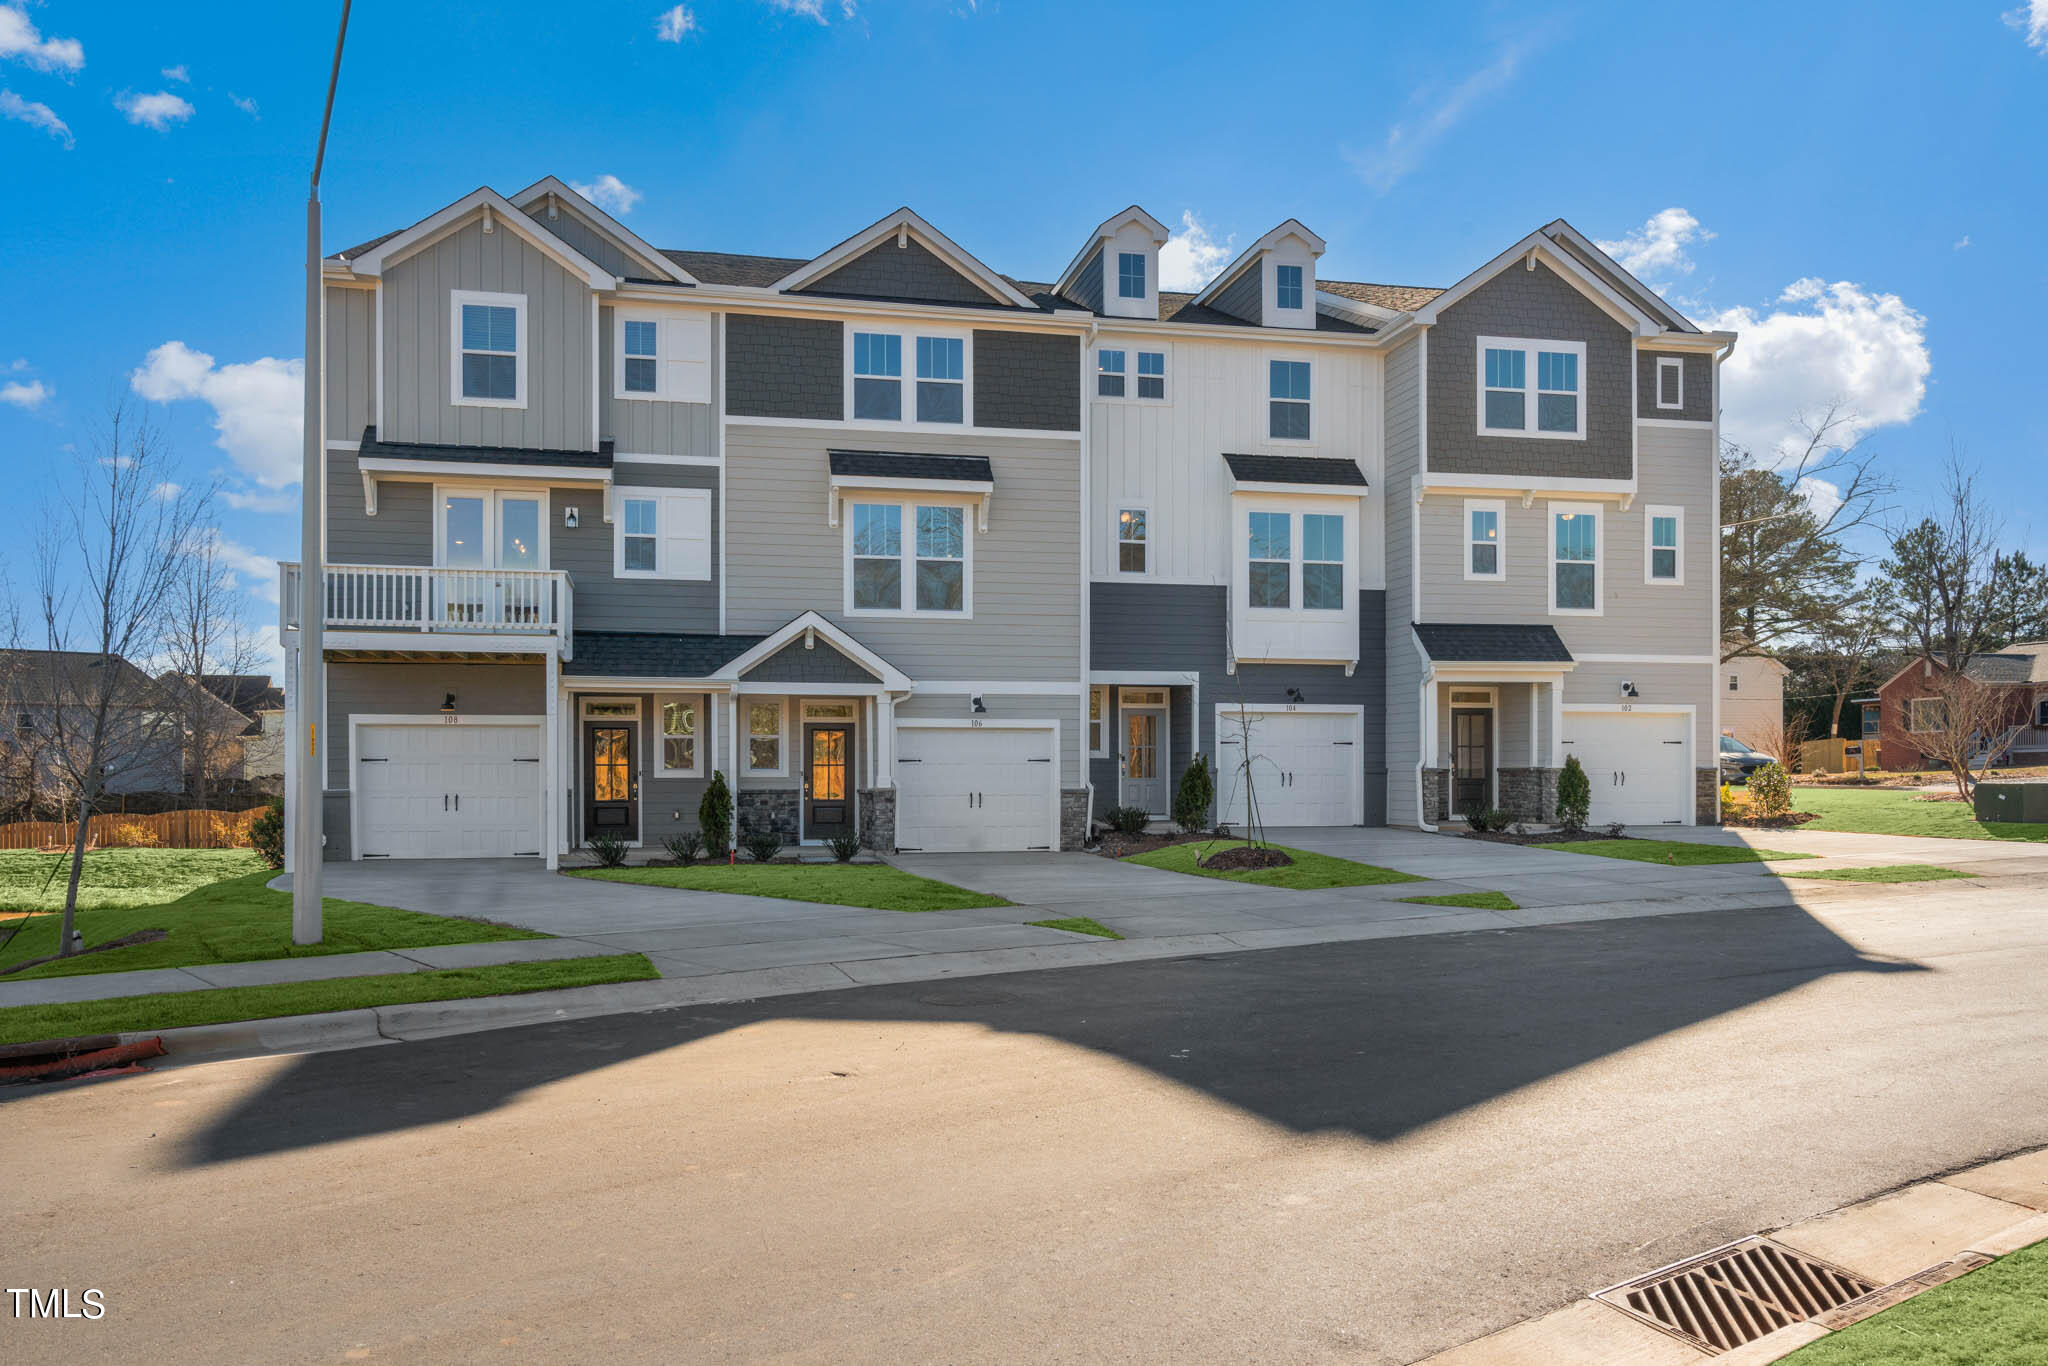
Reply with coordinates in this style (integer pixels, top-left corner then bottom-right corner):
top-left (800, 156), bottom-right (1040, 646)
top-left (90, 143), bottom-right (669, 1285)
top-left (1520, 489), bottom-right (1536, 509)
top-left (826, 483), bottom-right (840, 528)
top-left (1525, 249), bottom-right (1537, 271)
top-left (1344, 659), bottom-right (1357, 678)
top-left (978, 493), bottom-right (991, 533)
top-left (545, 192), bottom-right (558, 220)
top-left (601, 477), bottom-right (614, 525)
top-left (1619, 492), bottom-right (1636, 512)
top-left (803, 627), bottom-right (816, 652)
top-left (362, 470), bottom-right (378, 517)
top-left (482, 205), bottom-right (496, 234)
top-left (896, 224), bottom-right (907, 249)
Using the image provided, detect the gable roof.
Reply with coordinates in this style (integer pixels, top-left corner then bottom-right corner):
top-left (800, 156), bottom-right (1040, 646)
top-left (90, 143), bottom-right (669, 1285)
top-left (335, 187), bottom-right (616, 288)
top-left (1052, 205), bottom-right (1170, 300)
top-left (508, 176), bottom-right (692, 284)
top-left (1413, 220), bottom-right (1704, 339)
top-left (769, 208), bottom-right (1038, 310)
top-left (711, 611), bottom-right (912, 691)
top-left (1876, 643), bottom-right (2048, 694)
top-left (1190, 218), bottom-right (1328, 312)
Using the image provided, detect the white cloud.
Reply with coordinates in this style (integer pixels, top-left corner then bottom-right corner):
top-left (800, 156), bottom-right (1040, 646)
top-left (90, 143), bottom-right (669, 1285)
top-left (764, 0), bottom-right (856, 23)
top-left (221, 486), bottom-right (296, 514)
top-left (655, 5), bottom-right (697, 40)
top-left (116, 90), bottom-right (195, 131)
top-left (1953, 234), bottom-right (1971, 250)
top-left (571, 173), bottom-right (642, 215)
top-left (1157, 211), bottom-right (1235, 292)
top-left (130, 342), bottom-right (304, 488)
top-left (202, 531), bottom-right (282, 606)
top-left (229, 92), bottom-right (258, 118)
top-left (153, 480), bottom-right (183, 501)
top-left (1701, 278), bottom-right (1931, 462)
top-left (0, 4), bottom-right (83, 73)
top-left (1346, 36), bottom-right (1536, 193)
top-left (1597, 208), bottom-right (1714, 285)
top-left (162, 64), bottom-right (189, 82)
top-left (1, 88), bottom-right (71, 147)
top-left (2007, 2), bottom-right (2048, 52)
top-left (1, 377), bottom-right (49, 408)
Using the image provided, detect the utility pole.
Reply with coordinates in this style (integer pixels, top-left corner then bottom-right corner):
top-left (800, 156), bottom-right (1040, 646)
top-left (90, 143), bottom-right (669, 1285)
top-left (293, 1), bottom-right (351, 945)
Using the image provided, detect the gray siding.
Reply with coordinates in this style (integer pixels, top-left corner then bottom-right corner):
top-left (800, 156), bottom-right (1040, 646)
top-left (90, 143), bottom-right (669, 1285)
top-left (568, 689), bottom-right (720, 847)
top-left (1088, 684), bottom-right (1198, 818)
top-left (1426, 260), bottom-right (1632, 481)
top-left (328, 449), bottom-right (432, 566)
top-left (599, 305), bottom-right (717, 455)
top-left (1382, 337), bottom-right (1423, 825)
top-left (522, 201), bottom-right (646, 280)
top-left (1069, 246), bottom-right (1104, 312)
top-left (560, 465), bottom-right (720, 634)
top-left (973, 330), bottom-right (1080, 432)
top-left (1211, 265), bottom-right (1262, 326)
top-left (325, 285), bottom-right (375, 439)
top-left (1637, 350), bottom-right (1714, 423)
top-left (381, 218), bottom-right (595, 450)
top-left (726, 314), bottom-right (841, 420)
top-left (724, 426), bottom-right (1080, 682)
top-left (895, 691), bottom-right (1083, 790)
top-left (1091, 583), bottom-right (1388, 825)
top-left (744, 638), bottom-right (877, 684)
top-left (801, 238), bottom-right (999, 307)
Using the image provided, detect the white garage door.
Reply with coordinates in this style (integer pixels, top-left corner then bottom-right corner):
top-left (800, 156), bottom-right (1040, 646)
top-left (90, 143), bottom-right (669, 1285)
top-left (1215, 708), bottom-right (1361, 829)
top-left (355, 721), bottom-right (544, 859)
top-left (1561, 709), bottom-right (1692, 827)
top-left (895, 724), bottom-right (1057, 853)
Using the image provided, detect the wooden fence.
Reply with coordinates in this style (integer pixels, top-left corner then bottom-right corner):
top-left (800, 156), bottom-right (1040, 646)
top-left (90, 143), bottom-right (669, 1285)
top-left (0, 808), bottom-right (259, 852)
top-left (1799, 738), bottom-right (1881, 775)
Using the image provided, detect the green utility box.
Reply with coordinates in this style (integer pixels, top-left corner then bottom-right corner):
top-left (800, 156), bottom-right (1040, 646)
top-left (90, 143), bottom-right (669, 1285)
top-left (1974, 782), bottom-right (2048, 823)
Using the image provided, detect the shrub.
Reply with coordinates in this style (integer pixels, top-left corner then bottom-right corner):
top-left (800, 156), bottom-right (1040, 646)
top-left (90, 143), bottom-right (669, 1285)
top-left (1555, 755), bottom-right (1591, 833)
top-left (587, 832), bottom-right (629, 867)
top-left (827, 832), bottom-right (862, 863)
top-left (102, 819), bottom-right (162, 848)
top-left (1749, 761), bottom-right (1792, 820)
top-left (698, 770), bottom-right (733, 857)
top-left (1466, 807), bottom-right (1513, 833)
top-left (1605, 821), bottom-right (1628, 838)
top-left (1102, 804), bottom-right (1150, 836)
top-left (1173, 755), bottom-right (1215, 834)
top-left (661, 831), bottom-right (704, 865)
top-left (249, 796), bottom-right (284, 869)
top-left (739, 823), bottom-right (784, 863)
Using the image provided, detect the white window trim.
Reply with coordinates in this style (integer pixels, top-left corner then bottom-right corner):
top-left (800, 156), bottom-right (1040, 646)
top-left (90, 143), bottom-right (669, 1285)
top-left (1095, 343), bottom-right (1170, 404)
top-left (744, 697), bottom-right (787, 776)
top-left (1245, 504), bottom-right (1350, 618)
top-left (1116, 250), bottom-right (1147, 301)
top-left (1088, 686), bottom-right (1108, 757)
top-left (1134, 346), bottom-right (1169, 403)
top-left (612, 485), bottom-right (712, 581)
top-left (1266, 354), bottom-right (1315, 445)
top-left (1463, 497), bottom-right (1506, 582)
top-left (1644, 503), bottom-right (1685, 586)
top-left (842, 495), bottom-right (976, 619)
top-left (1477, 336), bottom-right (1587, 441)
top-left (842, 323), bottom-right (974, 430)
top-left (450, 289), bottom-right (528, 410)
top-left (653, 693), bottom-right (705, 778)
top-left (1115, 503), bottom-right (1152, 577)
top-left (1095, 345), bottom-right (1128, 400)
top-left (1548, 500), bottom-right (1602, 617)
top-left (1655, 356), bottom-right (1684, 411)
top-left (1273, 262), bottom-right (1306, 313)
top-left (431, 483), bottom-right (552, 570)
top-left (1907, 698), bottom-right (1947, 734)
top-left (618, 316), bottom-right (659, 399)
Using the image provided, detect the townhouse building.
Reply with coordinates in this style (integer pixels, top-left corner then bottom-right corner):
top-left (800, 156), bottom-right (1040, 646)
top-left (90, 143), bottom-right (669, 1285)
top-left (283, 181), bottom-right (1731, 867)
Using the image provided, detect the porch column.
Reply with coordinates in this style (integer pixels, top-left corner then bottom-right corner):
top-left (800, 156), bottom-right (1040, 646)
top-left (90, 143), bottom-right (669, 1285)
top-left (1549, 681), bottom-right (1565, 768)
top-left (544, 651), bottom-right (560, 870)
top-left (1528, 684), bottom-right (1540, 767)
top-left (726, 691), bottom-right (740, 783)
top-left (878, 692), bottom-right (896, 787)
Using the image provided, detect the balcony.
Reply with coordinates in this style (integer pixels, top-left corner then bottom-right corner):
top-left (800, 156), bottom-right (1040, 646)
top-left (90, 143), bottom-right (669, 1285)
top-left (281, 563), bottom-right (573, 657)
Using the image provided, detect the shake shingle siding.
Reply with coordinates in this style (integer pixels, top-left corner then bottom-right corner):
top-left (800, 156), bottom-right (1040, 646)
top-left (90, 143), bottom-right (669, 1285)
top-left (973, 330), bottom-right (1080, 431)
top-left (801, 239), bottom-right (1001, 307)
top-left (725, 313), bottom-right (843, 419)
top-left (1636, 350), bottom-right (1714, 423)
top-left (743, 638), bottom-right (878, 684)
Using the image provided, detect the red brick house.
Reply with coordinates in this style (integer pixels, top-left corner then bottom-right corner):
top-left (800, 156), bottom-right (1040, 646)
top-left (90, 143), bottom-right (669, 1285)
top-left (1874, 643), bottom-right (2048, 771)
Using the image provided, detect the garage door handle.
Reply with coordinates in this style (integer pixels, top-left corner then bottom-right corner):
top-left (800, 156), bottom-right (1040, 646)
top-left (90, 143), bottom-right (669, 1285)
top-left (444, 794), bottom-right (449, 811)
top-left (455, 793), bottom-right (461, 810)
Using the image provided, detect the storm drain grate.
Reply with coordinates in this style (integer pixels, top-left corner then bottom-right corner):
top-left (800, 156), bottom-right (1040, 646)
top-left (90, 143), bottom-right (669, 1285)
top-left (1593, 1237), bottom-right (1879, 1354)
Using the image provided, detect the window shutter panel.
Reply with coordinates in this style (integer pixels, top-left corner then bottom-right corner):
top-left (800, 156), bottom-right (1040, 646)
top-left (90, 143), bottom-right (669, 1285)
top-left (661, 490), bottom-right (712, 580)
top-left (664, 316), bottom-right (712, 404)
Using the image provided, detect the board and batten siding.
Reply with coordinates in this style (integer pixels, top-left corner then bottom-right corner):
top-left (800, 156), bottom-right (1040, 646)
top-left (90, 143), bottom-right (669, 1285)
top-left (1087, 332), bottom-right (1382, 586)
top-left (325, 285), bottom-right (376, 440)
top-left (1380, 337), bottom-right (1424, 825)
top-left (724, 426), bottom-right (1080, 682)
top-left (380, 218), bottom-right (594, 450)
top-left (599, 304), bottom-right (718, 456)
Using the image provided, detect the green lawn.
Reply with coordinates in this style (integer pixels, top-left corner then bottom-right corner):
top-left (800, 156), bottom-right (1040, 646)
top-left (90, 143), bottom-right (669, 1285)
top-left (0, 954), bottom-right (657, 1046)
top-left (0, 871), bottom-right (544, 981)
top-left (1784, 864), bottom-right (1979, 884)
top-left (0, 848), bottom-right (267, 913)
top-left (1126, 840), bottom-right (1425, 890)
top-left (1782, 1236), bottom-right (2048, 1365)
top-left (1029, 916), bottom-right (1122, 940)
top-left (1795, 786), bottom-right (2048, 842)
top-left (1398, 890), bottom-right (1519, 910)
top-left (1533, 839), bottom-right (1816, 865)
top-left (569, 862), bottom-right (1011, 911)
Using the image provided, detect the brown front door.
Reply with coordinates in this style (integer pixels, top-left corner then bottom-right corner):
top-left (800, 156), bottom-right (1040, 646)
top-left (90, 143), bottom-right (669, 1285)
top-left (584, 721), bottom-right (638, 842)
top-left (804, 725), bottom-right (853, 841)
top-left (1452, 709), bottom-right (1491, 817)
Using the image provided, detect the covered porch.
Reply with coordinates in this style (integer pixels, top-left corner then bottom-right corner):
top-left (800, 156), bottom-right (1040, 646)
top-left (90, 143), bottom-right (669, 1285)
top-left (1413, 623), bottom-right (1576, 826)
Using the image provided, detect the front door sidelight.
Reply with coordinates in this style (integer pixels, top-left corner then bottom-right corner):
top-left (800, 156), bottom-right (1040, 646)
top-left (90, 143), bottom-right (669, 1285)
top-left (804, 725), bottom-right (854, 841)
top-left (584, 721), bottom-right (638, 842)
top-left (1452, 709), bottom-right (1491, 817)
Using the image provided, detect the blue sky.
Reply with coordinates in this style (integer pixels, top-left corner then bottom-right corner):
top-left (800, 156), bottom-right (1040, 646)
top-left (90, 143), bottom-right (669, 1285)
top-left (2, 1), bottom-right (2045, 668)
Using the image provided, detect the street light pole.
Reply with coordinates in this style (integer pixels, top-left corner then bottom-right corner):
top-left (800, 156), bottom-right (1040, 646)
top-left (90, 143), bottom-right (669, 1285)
top-left (293, 0), bottom-right (352, 946)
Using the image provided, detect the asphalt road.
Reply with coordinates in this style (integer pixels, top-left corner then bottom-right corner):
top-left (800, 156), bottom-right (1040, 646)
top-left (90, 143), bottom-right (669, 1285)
top-left (7, 883), bottom-right (2047, 1364)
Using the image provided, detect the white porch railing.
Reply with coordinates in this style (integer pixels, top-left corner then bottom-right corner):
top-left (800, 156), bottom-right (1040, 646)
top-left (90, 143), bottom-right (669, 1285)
top-left (281, 563), bottom-right (572, 645)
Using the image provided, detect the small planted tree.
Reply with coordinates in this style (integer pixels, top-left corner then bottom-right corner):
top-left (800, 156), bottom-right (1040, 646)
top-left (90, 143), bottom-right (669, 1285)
top-left (1555, 754), bottom-right (1591, 833)
top-left (698, 769), bottom-right (732, 856)
top-left (1748, 761), bottom-right (1792, 821)
top-left (249, 795), bottom-right (285, 869)
top-left (1173, 754), bottom-right (1214, 834)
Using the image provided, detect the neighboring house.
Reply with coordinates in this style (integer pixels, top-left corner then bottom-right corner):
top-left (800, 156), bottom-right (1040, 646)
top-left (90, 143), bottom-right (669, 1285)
top-left (285, 183), bottom-right (1733, 867)
top-left (199, 674), bottom-right (287, 789)
top-left (1720, 649), bottom-right (1789, 747)
top-left (1875, 645), bottom-right (2048, 772)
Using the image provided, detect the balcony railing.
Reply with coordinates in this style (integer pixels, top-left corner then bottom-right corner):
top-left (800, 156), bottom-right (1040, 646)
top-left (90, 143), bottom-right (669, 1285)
top-left (281, 563), bottom-right (572, 651)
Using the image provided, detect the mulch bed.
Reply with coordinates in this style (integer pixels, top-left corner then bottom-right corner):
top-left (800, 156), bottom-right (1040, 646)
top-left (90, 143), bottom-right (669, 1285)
top-left (1460, 828), bottom-right (1627, 846)
top-left (1197, 845), bottom-right (1294, 871)
top-left (1721, 811), bottom-right (1821, 829)
top-left (1089, 831), bottom-right (1212, 859)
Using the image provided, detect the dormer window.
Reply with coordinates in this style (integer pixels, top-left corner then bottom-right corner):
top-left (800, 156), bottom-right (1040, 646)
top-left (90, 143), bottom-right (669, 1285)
top-left (1274, 264), bottom-right (1304, 312)
top-left (1118, 252), bottom-right (1146, 299)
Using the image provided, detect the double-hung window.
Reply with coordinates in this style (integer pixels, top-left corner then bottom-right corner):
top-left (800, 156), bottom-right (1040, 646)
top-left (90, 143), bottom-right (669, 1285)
top-left (1118, 252), bottom-right (1146, 299)
top-left (1274, 264), bottom-right (1304, 311)
top-left (1098, 349), bottom-right (1166, 401)
top-left (915, 336), bottom-right (964, 423)
top-left (848, 500), bottom-right (970, 615)
top-left (1645, 505), bottom-right (1683, 584)
top-left (1479, 337), bottom-right (1585, 438)
top-left (1465, 499), bottom-right (1505, 581)
top-left (1097, 348), bottom-right (1126, 398)
top-left (915, 505), bottom-right (966, 610)
top-left (621, 497), bottom-right (657, 572)
top-left (851, 503), bottom-right (903, 609)
top-left (747, 700), bottom-right (784, 774)
top-left (657, 697), bottom-right (701, 777)
top-left (613, 487), bottom-right (712, 580)
top-left (1136, 350), bottom-right (1166, 399)
top-left (1248, 511), bottom-right (1292, 608)
top-left (1117, 507), bottom-right (1148, 574)
top-left (453, 291), bottom-right (524, 406)
top-left (1246, 509), bottom-right (1346, 612)
top-left (852, 332), bottom-right (903, 421)
top-left (1301, 513), bottom-right (1344, 610)
top-left (852, 329), bottom-right (966, 425)
top-left (1551, 503), bottom-right (1600, 614)
top-left (623, 321), bottom-right (657, 394)
top-left (1269, 360), bottom-right (1311, 440)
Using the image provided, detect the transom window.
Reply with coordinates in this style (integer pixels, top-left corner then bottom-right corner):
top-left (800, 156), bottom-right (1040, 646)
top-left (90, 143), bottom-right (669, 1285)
top-left (852, 332), bottom-right (903, 421)
top-left (453, 291), bottom-right (525, 406)
top-left (623, 320), bottom-right (657, 394)
top-left (1646, 505), bottom-right (1683, 584)
top-left (1551, 504), bottom-right (1600, 614)
top-left (851, 329), bottom-right (967, 425)
top-left (915, 336), bottom-right (964, 423)
top-left (1269, 360), bottom-right (1311, 440)
top-left (1097, 348), bottom-right (1125, 397)
top-left (747, 701), bottom-right (784, 773)
top-left (1466, 499), bottom-right (1504, 580)
top-left (1302, 513), bottom-right (1344, 610)
top-left (848, 500), bottom-right (971, 616)
top-left (1118, 251), bottom-right (1146, 299)
top-left (1479, 337), bottom-right (1586, 439)
top-left (658, 697), bottom-right (700, 777)
top-left (1274, 263), bottom-right (1304, 311)
top-left (1248, 511), bottom-right (1291, 608)
top-left (1117, 507), bottom-right (1148, 574)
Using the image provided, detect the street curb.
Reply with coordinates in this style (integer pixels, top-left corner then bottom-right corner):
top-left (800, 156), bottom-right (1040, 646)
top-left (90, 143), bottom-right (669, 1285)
top-left (123, 1007), bottom-right (390, 1067)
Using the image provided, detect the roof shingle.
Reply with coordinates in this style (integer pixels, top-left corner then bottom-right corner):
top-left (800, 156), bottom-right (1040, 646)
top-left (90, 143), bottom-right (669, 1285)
top-left (829, 450), bottom-right (994, 482)
top-left (1413, 623), bottom-right (1574, 664)
top-left (569, 632), bottom-right (766, 678)
top-left (1222, 453), bottom-right (1368, 487)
